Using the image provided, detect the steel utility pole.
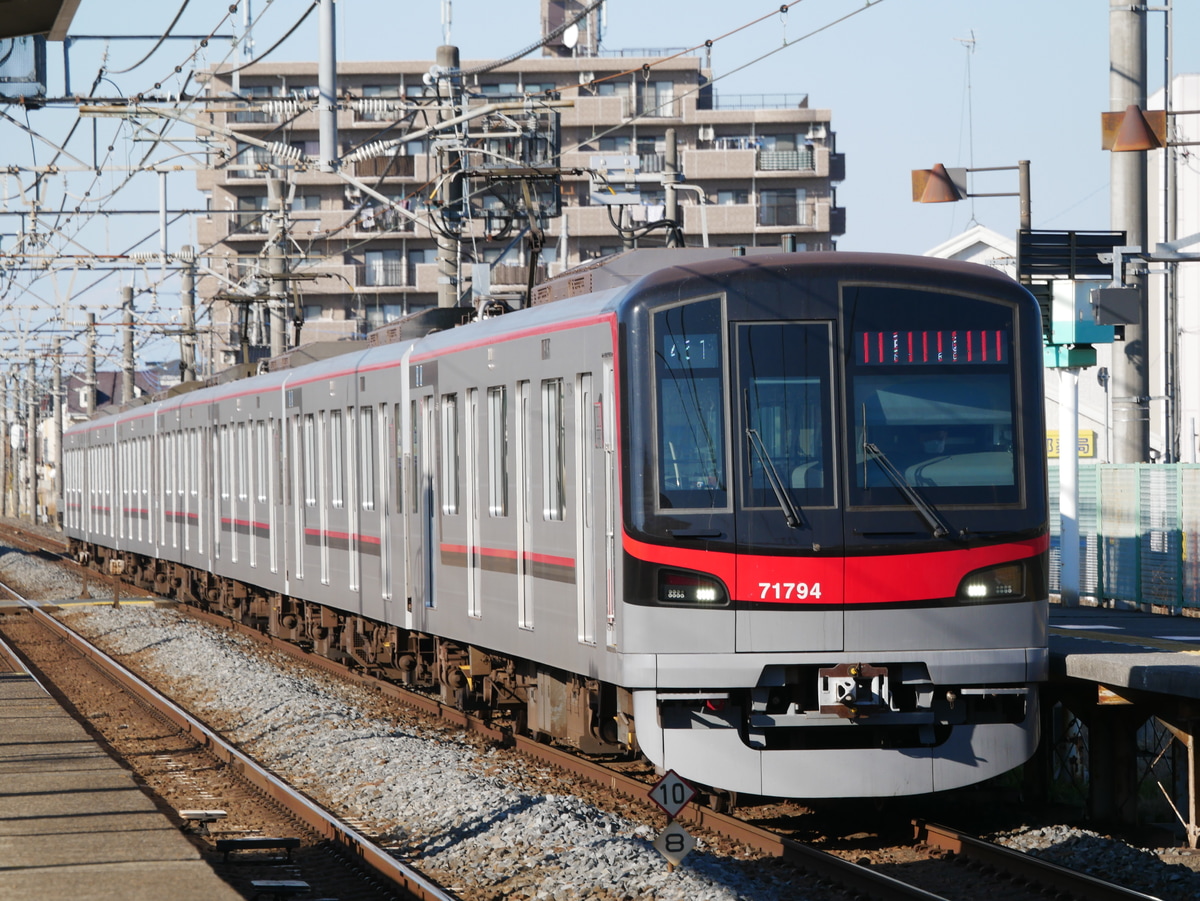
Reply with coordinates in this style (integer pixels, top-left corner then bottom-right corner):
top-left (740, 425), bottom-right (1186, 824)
top-left (318, 0), bottom-right (338, 174)
top-left (1110, 0), bottom-right (1150, 462)
top-left (53, 338), bottom-right (62, 531)
top-left (85, 313), bottom-right (96, 416)
top-left (26, 358), bottom-right (36, 523)
top-left (664, 127), bottom-right (681, 247)
top-left (267, 177), bottom-right (289, 358)
top-left (435, 43), bottom-right (462, 309)
top-left (0, 378), bottom-right (7, 519)
top-left (122, 285), bottom-right (135, 403)
top-left (180, 246), bottom-right (197, 382)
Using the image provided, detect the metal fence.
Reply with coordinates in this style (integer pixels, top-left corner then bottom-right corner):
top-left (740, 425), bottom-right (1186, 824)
top-left (1049, 463), bottom-right (1200, 610)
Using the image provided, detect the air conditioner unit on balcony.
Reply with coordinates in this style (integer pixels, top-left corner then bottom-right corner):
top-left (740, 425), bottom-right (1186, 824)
top-left (807, 124), bottom-right (827, 140)
top-left (698, 125), bottom-right (714, 142)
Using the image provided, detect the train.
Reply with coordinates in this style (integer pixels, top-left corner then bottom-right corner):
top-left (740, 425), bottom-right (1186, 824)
top-left (63, 248), bottom-right (1049, 800)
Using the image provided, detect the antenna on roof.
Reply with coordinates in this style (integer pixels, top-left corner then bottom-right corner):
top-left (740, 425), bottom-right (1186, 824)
top-left (955, 31), bottom-right (978, 227)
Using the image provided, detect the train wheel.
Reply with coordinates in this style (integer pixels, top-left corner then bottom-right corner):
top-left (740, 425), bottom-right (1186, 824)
top-left (708, 789), bottom-right (737, 814)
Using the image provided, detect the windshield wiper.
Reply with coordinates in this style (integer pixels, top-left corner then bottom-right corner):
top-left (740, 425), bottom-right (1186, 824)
top-left (746, 428), bottom-right (804, 529)
top-left (863, 441), bottom-right (952, 539)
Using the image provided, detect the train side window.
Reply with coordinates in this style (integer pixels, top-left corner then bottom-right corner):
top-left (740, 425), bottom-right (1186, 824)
top-left (303, 414), bottom-right (317, 507)
top-left (215, 425), bottom-right (226, 501)
top-left (237, 422), bottom-right (248, 503)
top-left (255, 421), bottom-right (268, 504)
top-left (345, 406), bottom-right (357, 513)
top-left (360, 405), bottom-right (376, 511)
top-left (653, 296), bottom-right (728, 510)
top-left (441, 394), bottom-right (459, 515)
top-left (488, 386), bottom-right (508, 517)
top-left (328, 410), bottom-right (343, 508)
top-left (542, 379), bottom-right (565, 522)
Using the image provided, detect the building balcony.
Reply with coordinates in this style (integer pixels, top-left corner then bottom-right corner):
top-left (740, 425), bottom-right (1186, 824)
top-left (559, 94), bottom-right (631, 127)
top-left (684, 148), bottom-right (756, 179)
top-left (562, 204), bottom-right (622, 236)
top-left (706, 92), bottom-right (810, 111)
top-left (356, 260), bottom-right (408, 288)
top-left (227, 214), bottom-right (269, 239)
top-left (351, 206), bottom-right (417, 234)
top-left (353, 155), bottom-right (416, 179)
top-left (756, 149), bottom-right (815, 171)
top-left (757, 198), bottom-right (826, 231)
top-left (683, 203), bottom-right (758, 235)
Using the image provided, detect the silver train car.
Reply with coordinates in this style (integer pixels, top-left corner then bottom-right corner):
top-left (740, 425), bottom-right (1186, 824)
top-left (64, 249), bottom-right (1049, 799)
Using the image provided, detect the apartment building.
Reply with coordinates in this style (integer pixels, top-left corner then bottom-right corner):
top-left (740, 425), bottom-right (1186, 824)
top-left (195, 24), bottom-right (844, 367)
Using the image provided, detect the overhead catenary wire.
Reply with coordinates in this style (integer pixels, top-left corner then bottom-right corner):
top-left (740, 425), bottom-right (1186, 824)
top-left (0, 0), bottom-right (890, 369)
top-left (105, 0), bottom-right (193, 75)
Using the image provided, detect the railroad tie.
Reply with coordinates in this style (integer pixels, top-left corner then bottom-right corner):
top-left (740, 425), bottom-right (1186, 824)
top-left (249, 879), bottom-right (309, 900)
top-left (216, 836), bottom-right (302, 862)
top-left (178, 808), bottom-right (227, 835)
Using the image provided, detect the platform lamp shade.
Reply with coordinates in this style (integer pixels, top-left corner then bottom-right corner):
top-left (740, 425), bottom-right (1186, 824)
top-left (1101, 104), bottom-right (1168, 152)
top-left (911, 164), bottom-right (964, 204)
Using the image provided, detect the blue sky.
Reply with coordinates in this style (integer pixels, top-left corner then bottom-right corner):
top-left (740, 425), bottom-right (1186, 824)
top-left (60, 0), bottom-right (1197, 254)
top-left (9, 0), bottom-right (1198, 362)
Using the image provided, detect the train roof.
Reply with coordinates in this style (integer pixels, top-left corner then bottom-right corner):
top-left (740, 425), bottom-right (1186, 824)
top-left (66, 249), bottom-right (1028, 437)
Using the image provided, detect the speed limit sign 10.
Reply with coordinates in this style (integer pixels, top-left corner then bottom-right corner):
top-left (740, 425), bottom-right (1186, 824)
top-left (648, 770), bottom-right (696, 818)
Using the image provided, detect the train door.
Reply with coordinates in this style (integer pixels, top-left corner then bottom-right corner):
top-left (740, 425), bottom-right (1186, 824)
top-left (465, 388), bottom-right (481, 619)
top-left (574, 372), bottom-right (596, 645)
top-left (379, 403), bottom-right (395, 619)
top-left (357, 402), bottom-right (386, 623)
top-left (215, 425), bottom-right (228, 564)
top-left (406, 391), bottom-right (437, 616)
top-left (602, 358), bottom-right (617, 649)
top-left (423, 395), bottom-right (438, 609)
top-left (289, 413), bottom-right (304, 581)
top-left (268, 417), bottom-right (280, 575)
top-left (732, 320), bottom-right (844, 653)
top-left (515, 380), bottom-right (533, 630)
top-left (400, 397), bottom-right (413, 629)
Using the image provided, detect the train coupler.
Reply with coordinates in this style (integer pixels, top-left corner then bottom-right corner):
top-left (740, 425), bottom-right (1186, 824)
top-left (818, 663), bottom-right (890, 718)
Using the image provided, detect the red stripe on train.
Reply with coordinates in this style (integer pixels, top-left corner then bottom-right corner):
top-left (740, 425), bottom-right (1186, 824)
top-left (622, 533), bottom-right (1047, 604)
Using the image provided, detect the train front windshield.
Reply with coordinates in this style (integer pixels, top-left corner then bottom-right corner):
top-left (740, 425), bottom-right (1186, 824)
top-left (651, 282), bottom-right (1022, 515)
top-left (845, 284), bottom-right (1019, 508)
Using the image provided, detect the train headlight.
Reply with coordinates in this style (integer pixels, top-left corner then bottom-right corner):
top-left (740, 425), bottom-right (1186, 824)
top-left (957, 562), bottom-right (1024, 602)
top-left (658, 570), bottom-right (729, 606)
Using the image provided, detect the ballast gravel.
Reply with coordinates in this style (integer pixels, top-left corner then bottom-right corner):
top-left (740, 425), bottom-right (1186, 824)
top-left (7, 537), bottom-right (1200, 901)
top-left (993, 826), bottom-right (1200, 901)
top-left (57, 604), bottom-right (801, 901)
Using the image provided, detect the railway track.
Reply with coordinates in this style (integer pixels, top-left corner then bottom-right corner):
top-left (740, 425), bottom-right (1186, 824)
top-left (0, 575), bottom-right (454, 901)
top-left (0, 520), bottom-right (1175, 901)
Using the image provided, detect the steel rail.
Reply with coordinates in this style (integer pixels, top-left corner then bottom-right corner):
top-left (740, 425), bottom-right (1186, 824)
top-left (2, 588), bottom-right (456, 901)
top-left (180, 606), bottom-right (951, 900)
top-left (914, 820), bottom-right (1164, 901)
top-left (3, 524), bottom-right (1162, 901)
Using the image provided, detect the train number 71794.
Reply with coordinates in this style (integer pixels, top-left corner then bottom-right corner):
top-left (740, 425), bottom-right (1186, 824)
top-left (759, 582), bottom-right (823, 601)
